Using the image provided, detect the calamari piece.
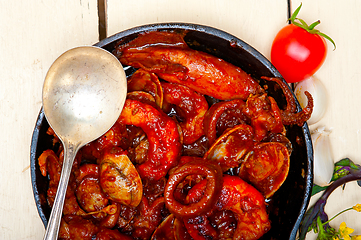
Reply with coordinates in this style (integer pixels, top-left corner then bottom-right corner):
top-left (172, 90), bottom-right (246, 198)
top-left (262, 76), bottom-right (313, 126)
top-left (183, 214), bottom-right (217, 240)
top-left (128, 68), bottom-right (163, 108)
top-left (113, 31), bottom-right (263, 100)
top-left (239, 142), bottom-right (290, 198)
top-left (99, 147), bottom-right (142, 207)
top-left (162, 82), bottom-right (209, 145)
top-left (243, 93), bottom-right (285, 141)
top-left (164, 160), bottom-right (222, 218)
top-left (118, 99), bottom-right (181, 181)
top-left (182, 180), bottom-right (218, 239)
top-left (204, 124), bottom-right (254, 172)
top-left (203, 99), bottom-right (247, 145)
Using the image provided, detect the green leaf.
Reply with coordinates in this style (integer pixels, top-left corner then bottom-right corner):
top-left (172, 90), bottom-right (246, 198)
top-left (350, 161), bottom-right (360, 170)
top-left (290, 3), bottom-right (302, 22)
top-left (292, 21), bottom-right (305, 29)
top-left (317, 32), bottom-right (336, 50)
top-left (335, 158), bottom-right (358, 168)
top-left (335, 158), bottom-right (353, 167)
top-left (309, 20), bottom-right (321, 30)
top-left (331, 166), bottom-right (350, 181)
top-left (288, 2), bottom-right (336, 50)
top-left (296, 18), bottom-right (310, 30)
top-left (316, 217), bottom-right (339, 240)
top-left (312, 184), bottom-right (328, 196)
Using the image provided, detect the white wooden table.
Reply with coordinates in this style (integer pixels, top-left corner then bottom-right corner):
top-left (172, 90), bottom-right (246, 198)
top-left (1, 0), bottom-right (361, 239)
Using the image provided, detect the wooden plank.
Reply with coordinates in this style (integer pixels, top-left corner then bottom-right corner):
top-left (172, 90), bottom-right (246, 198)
top-left (0, 0), bottom-right (99, 239)
top-left (98, 0), bottom-right (108, 40)
top-left (289, 0), bottom-right (361, 238)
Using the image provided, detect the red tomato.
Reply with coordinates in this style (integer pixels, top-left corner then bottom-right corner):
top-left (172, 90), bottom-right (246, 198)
top-left (271, 24), bottom-right (327, 83)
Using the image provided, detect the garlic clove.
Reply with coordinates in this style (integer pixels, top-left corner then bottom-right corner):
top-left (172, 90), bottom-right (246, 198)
top-left (295, 76), bottom-right (328, 125)
top-left (311, 126), bottom-right (334, 187)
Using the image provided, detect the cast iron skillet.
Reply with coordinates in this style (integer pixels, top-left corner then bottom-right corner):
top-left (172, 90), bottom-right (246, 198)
top-left (30, 23), bottom-right (313, 240)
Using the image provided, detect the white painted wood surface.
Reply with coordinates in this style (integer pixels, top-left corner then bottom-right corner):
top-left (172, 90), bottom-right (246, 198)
top-left (0, 0), bottom-right (99, 239)
top-left (290, 0), bottom-right (361, 238)
top-left (106, 0), bottom-right (288, 60)
top-left (1, 0), bottom-right (360, 239)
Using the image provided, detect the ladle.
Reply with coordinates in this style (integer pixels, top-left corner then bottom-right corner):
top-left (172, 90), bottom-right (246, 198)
top-left (42, 46), bottom-right (127, 239)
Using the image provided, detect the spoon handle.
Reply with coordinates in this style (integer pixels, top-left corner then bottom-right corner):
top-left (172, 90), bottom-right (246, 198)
top-left (43, 142), bottom-right (78, 240)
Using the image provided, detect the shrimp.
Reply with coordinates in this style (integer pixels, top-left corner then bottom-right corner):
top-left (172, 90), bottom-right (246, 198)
top-left (113, 31), bottom-right (263, 100)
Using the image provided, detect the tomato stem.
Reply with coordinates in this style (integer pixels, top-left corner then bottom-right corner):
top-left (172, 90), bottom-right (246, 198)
top-left (290, 2), bottom-right (302, 22)
top-left (289, 3), bottom-right (336, 50)
top-left (309, 20), bottom-right (321, 30)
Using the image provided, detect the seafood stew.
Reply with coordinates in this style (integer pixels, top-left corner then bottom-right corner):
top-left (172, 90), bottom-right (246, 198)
top-left (31, 23), bottom-right (313, 240)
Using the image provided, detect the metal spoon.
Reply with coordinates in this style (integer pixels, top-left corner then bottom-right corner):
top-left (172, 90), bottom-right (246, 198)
top-left (42, 46), bottom-right (127, 239)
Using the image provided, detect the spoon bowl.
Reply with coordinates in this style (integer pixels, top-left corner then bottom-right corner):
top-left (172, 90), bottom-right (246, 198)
top-left (42, 46), bottom-right (127, 239)
top-left (43, 46), bottom-right (127, 144)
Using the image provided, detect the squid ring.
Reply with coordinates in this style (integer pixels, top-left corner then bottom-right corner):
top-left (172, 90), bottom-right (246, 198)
top-left (164, 160), bottom-right (222, 218)
top-left (203, 99), bottom-right (247, 145)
